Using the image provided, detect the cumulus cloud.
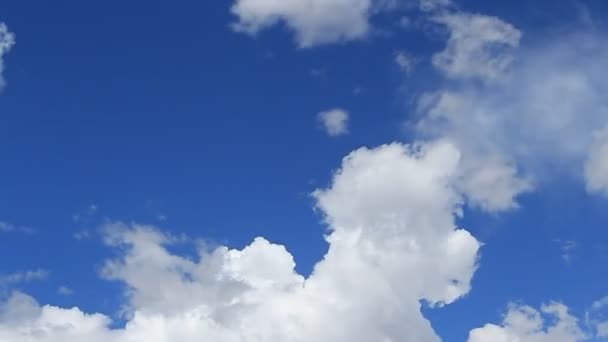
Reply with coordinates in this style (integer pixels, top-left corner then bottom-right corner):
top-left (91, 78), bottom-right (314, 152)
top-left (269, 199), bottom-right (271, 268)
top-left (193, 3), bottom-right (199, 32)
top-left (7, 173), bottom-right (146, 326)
top-left (0, 141), bottom-right (481, 341)
top-left (468, 303), bottom-right (587, 342)
top-left (229, 0), bottom-right (448, 47)
top-left (317, 108), bottom-right (350, 136)
top-left (0, 23), bottom-right (15, 90)
top-left (231, 0), bottom-right (375, 47)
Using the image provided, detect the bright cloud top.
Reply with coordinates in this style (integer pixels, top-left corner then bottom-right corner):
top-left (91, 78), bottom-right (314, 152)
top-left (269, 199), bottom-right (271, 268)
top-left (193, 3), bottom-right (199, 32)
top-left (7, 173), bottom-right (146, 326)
top-left (317, 108), bottom-right (350, 137)
top-left (468, 303), bottom-right (587, 342)
top-left (229, 0), bottom-right (454, 47)
top-left (0, 141), bottom-right (482, 341)
top-left (231, 0), bottom-right (374, 47)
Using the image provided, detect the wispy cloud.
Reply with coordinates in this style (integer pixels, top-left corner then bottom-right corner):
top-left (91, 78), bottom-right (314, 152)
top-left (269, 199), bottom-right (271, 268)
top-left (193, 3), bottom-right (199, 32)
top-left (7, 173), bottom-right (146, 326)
top-left (0, 269), bottom-right (49, 286)
top-left (0, 221), bottom-right (35, 234)
top-left (57, 286), bottom-right (74, 296)
top-left (394, 50), bottom-right (417, 74)
top-left (317, 108), bottom-right (350, 137)
top-left (0, 23), bottom-right (15, 90)
top-left (554, 239), bottom-right (578, 264)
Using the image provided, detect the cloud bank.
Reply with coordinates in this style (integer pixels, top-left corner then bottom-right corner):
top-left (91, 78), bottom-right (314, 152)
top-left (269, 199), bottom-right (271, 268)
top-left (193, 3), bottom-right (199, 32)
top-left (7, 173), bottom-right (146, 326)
top-left (0, 141), bottom-right (481, 341)
top-left (230, 0), bottom-right (447, 47)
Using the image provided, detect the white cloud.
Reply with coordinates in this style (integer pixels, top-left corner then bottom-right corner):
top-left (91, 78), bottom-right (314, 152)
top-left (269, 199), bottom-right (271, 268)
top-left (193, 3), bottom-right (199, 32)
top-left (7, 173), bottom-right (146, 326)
top-left (455, 154), bottom-right (533, 211)
top-left (0, 292), bottom-right (114, 342)
top-left (432, 12), bottom-right (522, 81)
top-left (468, 303), bottom-right (587, 342)
top-left (0, 141), bottom-right (481, 341)
top-left (0, 23), bottom-right (15, 90)
top-left (317, 108), bottom-right (350, 136)
top-left (416, 29), bottom-right (608, 208)
top-left (229, 0), bottom-right (444, 47)
top-left (231, 0), bottom-right (374, 47)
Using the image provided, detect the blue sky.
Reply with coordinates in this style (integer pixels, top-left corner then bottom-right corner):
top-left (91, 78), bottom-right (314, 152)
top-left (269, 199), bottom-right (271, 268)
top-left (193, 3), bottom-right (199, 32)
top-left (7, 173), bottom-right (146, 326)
top-left (0, 0), bottom-right (608, 341)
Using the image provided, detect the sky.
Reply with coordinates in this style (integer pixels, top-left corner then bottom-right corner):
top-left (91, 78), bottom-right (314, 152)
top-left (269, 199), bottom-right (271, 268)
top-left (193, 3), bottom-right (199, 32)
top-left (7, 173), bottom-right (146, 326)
top-left (0, 0), bottom-right (607, 341)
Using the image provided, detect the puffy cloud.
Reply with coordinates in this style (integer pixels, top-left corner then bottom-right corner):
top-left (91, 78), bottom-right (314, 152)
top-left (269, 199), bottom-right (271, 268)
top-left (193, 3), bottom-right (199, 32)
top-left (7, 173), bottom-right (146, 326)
top-left (0, 141), bottom-right (481, 341)
top-left (229, 0), bottom-right (446, 47)
top-left (317, 108), bottom-right (349, 136)
top-left (0, 292), bottom-right (115, 342)
top-left (231, 0), bottom-right (374, 47)
top-left (468, 303), bottom-right (587, 342)
top-left (432, 12), bottom-right (522, 81)
top-left (0, 23), bottom-right (15, 90)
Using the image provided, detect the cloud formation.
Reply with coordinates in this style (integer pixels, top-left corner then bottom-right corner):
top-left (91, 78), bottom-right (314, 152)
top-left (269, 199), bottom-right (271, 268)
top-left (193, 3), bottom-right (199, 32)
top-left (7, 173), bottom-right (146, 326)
top-left (468, 303), bottom-right (587, 342)
top-left (231, 0), bottom-right (375, 47)
top-left (416, 18), bottom-right (608, 209)
top-left (229, 0), bottom-right (449, 47)
top-left (317, 108), bottom-right (350, 136)
top-left (0, 141), bottom-right (481, 341)
top-left (1, 1), bottom-right (605, 341)
top-left (432, 12), bottom-right (522, 81)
